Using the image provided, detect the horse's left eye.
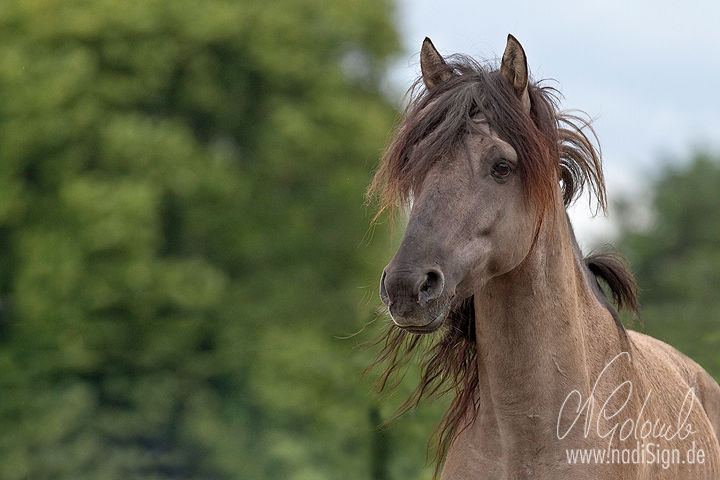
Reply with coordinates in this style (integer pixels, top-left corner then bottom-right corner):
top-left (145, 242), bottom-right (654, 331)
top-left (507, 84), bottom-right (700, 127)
top-left (492, 161), bottom-right (512, 180)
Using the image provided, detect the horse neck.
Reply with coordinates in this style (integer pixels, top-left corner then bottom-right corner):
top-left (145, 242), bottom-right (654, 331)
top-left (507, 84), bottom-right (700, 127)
top-left (470, 201), bottom-right (623, 437)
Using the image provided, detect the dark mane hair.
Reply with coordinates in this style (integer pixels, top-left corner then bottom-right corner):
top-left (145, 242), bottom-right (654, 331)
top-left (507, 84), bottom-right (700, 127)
top-left (368, 53), bottom-right (607, 221)
top-left (367, 52), bottom-right (639, 474)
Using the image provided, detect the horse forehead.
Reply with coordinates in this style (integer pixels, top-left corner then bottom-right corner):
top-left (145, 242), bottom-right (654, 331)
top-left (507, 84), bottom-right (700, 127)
top-left (469, 117), bottom-right (517, 160)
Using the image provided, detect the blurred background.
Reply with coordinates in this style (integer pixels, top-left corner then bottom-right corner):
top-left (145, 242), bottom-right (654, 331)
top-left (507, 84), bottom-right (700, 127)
top-left (0, 0), bottom-right (718, 479)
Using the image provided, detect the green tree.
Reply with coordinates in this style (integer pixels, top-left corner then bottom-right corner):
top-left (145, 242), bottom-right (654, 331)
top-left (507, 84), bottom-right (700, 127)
top-left (616, 153), bottom-right (720, 380)
top-left (0, 1), bottom-right (434, 478)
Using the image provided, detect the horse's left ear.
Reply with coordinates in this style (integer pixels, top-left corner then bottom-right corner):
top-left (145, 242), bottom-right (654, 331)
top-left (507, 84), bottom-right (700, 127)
top-left (501, 34), bottom-right (531, 113)
top-left (421, 37), bottom-right (453, 89)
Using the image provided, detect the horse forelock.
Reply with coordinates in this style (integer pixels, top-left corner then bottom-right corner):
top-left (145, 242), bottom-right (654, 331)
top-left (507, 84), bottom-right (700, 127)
top-left (367, 53), bottom-right (608, 221)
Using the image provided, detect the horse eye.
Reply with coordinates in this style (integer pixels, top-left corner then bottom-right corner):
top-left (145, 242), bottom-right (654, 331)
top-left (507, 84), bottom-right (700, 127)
top-left (492, 161), bottom-right (512, 180)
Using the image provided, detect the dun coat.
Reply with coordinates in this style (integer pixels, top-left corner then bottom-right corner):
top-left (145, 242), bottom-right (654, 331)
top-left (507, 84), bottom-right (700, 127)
top-left (369, 35), bottom-right (720, 479)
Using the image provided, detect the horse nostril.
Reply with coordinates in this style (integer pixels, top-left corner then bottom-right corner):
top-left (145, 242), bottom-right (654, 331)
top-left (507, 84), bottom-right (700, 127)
top-left (418, 269), bottom-right (444, 304)
top-left (379, 270), bottom-right (391, 306)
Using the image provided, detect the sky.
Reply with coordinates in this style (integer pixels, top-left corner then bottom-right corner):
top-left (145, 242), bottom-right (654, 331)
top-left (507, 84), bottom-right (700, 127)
top-left (388, 0), bottom-right (720, 247)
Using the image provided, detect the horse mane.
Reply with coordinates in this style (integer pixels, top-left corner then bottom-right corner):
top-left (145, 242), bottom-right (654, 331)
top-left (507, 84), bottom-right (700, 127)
top-left (585, 252), bottom-right (640, 320)
top-left (367, 52), bottom-right (638, 474)
top-left (367, 53), bottom-right (607, 221)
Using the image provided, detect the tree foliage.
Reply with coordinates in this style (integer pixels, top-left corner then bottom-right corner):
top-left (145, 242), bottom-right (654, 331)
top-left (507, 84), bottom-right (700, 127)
top-left (0, 1), bottom-right (440, 478)
top-left (616, 153), bottom-right (720, 380)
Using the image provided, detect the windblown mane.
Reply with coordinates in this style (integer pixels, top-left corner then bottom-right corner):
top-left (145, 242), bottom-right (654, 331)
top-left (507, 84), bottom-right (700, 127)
top-left (368, 53), bottom-right (607, 221)
top-left (367, 53), bottom-right (639, 474)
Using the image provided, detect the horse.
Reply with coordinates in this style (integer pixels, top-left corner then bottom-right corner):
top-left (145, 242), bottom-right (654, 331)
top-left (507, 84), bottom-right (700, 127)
top-left (368, 35), bottom-right (720, 479)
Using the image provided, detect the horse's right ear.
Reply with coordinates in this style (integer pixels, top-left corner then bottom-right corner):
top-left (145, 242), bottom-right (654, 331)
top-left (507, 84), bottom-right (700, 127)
top-left (421, 37), bottom-right (452, 89)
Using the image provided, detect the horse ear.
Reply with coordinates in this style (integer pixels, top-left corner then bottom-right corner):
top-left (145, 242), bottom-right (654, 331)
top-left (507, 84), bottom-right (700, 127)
top-left (501, 34), bottom-right (531, 113)
top-left (420, 37), bottom-right (452, 89)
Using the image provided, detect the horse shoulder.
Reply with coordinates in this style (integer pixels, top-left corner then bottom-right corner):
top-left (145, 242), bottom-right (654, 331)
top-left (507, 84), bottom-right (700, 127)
top-left (627, 330), bottom-right (720, 451)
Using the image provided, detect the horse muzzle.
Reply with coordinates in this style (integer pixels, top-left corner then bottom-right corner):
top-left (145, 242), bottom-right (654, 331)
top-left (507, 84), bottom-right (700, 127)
top-left (379, 264), bottom-right (452, 333)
